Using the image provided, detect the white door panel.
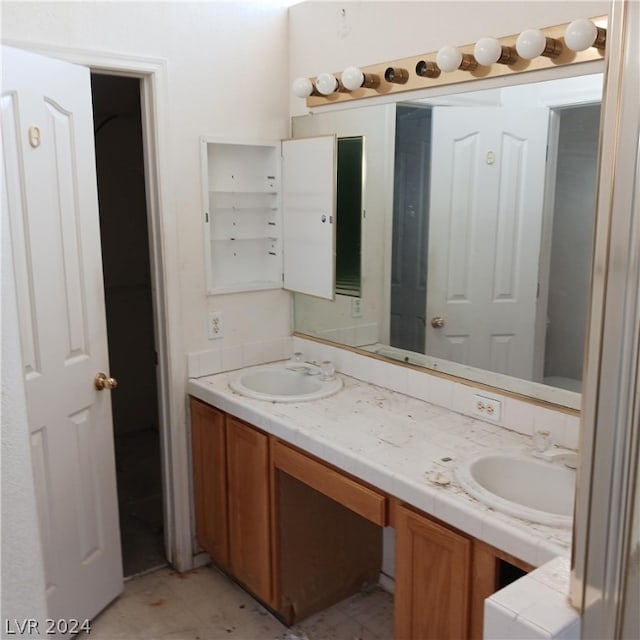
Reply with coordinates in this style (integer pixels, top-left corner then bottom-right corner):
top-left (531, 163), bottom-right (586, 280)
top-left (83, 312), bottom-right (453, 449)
top-left (282, 135), bottom-right (336, 300)
top-left (2, 45), bottom-right (123, 632)
top-left (426, 107), bottom-right (549, 379)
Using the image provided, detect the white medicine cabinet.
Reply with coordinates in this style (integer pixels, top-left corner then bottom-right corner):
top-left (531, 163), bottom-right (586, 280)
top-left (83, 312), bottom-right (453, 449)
top-left (200, 136), bottom-right (336, 299)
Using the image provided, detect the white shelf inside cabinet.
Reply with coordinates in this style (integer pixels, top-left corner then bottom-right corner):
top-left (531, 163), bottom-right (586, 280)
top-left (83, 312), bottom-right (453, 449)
top-left (201, 139), bottom-right (282, 294)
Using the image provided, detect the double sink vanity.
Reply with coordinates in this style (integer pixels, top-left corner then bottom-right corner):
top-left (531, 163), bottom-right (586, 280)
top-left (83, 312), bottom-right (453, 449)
top-left (188, 352), bottom-right (576, 639)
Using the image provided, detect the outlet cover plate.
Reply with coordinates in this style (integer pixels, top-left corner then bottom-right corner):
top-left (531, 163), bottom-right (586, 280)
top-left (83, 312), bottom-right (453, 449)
top-left (473, 394), bottom-right (502, 422)
top-left (208, 311), bottom-right (223, 340)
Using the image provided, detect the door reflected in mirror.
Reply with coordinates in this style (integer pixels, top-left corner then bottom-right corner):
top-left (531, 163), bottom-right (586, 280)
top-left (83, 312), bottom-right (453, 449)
top-left (293, 73), bottom-right (602, 408)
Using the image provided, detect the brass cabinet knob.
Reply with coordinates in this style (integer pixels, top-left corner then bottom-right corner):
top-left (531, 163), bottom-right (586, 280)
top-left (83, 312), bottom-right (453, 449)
top-left (431, 316), bottom-right (445, 329)
top-left (94, 372), bottom-right (118, 390)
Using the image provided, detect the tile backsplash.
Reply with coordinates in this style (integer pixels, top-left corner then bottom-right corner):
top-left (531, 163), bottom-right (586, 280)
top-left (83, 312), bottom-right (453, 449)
top-left (187, 337), bottom-right (292, 380)
top-left (187, 335), bottom-right (579, 450)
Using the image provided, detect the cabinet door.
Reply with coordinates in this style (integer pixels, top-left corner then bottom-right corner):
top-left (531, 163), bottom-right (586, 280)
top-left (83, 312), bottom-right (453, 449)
top-left (395, 504), bottom-right (471, 640)
top-left (190, 398), bottom-right (229, 569)
top-left (282, 135), bottom-right (336, 299)
top-left (469, 540), bottom-right (533, 639)
top-left (226, 416), bottom-right (272, 605)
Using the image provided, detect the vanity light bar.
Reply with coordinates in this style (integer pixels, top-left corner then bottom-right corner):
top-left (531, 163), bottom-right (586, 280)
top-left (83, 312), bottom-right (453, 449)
top-left (296, 16), bottom-right (606, 107)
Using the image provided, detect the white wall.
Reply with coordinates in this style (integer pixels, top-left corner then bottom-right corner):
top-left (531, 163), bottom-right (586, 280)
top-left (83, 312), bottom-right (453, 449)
top-left (288, 1), bottom-right (610, 117)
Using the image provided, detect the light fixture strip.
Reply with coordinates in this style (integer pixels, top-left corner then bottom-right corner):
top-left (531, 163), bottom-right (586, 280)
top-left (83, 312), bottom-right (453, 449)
top-left (593, 26), bottom-right (607, 49)
top-left (541, 36), bottom-right (564, 58)
top-left (305, 15), bottom-right (606, 107)
top-left (497, 46), bottom-right (518, 65)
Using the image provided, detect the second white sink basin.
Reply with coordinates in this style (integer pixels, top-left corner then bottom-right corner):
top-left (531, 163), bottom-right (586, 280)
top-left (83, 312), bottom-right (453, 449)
top-left (455, 452), bottom-right (576, 528)
top-left (229, 364), bottom-right (342, 403)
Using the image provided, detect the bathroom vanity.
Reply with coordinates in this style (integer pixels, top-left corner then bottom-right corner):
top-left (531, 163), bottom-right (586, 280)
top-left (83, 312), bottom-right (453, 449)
top-left (188, 364), bottom-right (571, 638)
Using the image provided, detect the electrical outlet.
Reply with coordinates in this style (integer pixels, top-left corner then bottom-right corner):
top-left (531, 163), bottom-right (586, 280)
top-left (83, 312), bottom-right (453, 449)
top-left (473, 394), bottom-right (502, 422)
top-left (351, 297), bottom-right (362, 318)
top-left (207, 311), bottom-right (223, 340)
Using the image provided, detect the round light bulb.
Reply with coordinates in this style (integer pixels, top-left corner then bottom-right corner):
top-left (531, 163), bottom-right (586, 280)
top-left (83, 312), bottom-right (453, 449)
top-left (436, 45), bottom-right (463, 72)
top-left (291, 77), bottom-right (313, 99)
top-left (474, 37), bottom-right (503, 66)
top-left (516, 29), bottom-right (547, 59)
top-left (341, 66), bottom-right (365, 91)
top-left (564, 18), bottom-right (598, 51)
top-left (315, 72), bottom-right (338, 96)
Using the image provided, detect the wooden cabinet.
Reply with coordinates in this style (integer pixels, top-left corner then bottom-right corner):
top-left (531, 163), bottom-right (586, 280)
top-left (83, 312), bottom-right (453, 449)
top-left (190, 400), bottom-right (273, 606)
top-left (273, 440), bottom-right (386, 526)
top-left (226, 416), bottom-right (272, 605)
top-left (393, 500), bottom-right (533, 640)
top-left (190, 398), bottom-right (229, 569)
top-left (191, 399), bottom-right (532, 637)
top-left (469, 540), bottom-right (533, 640)
top-left (394, 503), bottom-right (471, 640)
top-left (190, 402), bottom-right (385, 623)
top-left (273, 440), bottom-right (384, 624)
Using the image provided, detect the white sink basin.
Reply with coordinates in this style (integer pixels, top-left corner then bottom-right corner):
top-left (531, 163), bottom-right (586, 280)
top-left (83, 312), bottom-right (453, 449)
top-left (229, 364), bottom-right (343, 402)
top-left (455, 452), bottom-right (575, 528)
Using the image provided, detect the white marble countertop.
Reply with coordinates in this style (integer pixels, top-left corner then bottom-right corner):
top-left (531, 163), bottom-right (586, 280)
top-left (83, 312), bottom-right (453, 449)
top-left (188, 363), bottom-right (571, 568)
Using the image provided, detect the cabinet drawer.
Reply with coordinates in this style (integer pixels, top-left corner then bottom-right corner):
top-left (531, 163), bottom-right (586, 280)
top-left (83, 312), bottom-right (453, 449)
top-left (273, 441), bottom-right (387, 526)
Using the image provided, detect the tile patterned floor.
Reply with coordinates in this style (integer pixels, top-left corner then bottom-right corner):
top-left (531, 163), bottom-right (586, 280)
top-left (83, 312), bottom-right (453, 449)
top-left (83, 565), bottom-right (394, 640)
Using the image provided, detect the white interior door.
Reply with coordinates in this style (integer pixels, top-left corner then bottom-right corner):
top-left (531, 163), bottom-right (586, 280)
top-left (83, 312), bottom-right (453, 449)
top-left (426, 107), bottom-right (549, 379)
top-left (282, 135), bottom-right (336, 299)
top-left (1, 46), bottom-right (123, 631)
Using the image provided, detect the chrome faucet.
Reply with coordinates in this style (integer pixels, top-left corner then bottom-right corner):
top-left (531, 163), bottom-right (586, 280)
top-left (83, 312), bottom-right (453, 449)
top-left (286, 352), bottom-right (335, 379)
top-left (285, 353), bottom-right (321, 375)
top-left (531, 430), bottom-right (578, 469)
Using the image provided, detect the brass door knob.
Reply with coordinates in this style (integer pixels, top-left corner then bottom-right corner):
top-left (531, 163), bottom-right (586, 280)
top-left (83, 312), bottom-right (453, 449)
top-left (431, 316), bottom-right (445, 328)
top-left (94, 372), bottom-right (118, 390)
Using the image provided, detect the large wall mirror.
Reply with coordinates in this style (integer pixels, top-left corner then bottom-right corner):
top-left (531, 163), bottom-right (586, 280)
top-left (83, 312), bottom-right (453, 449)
top-left (293, 69), bottom-right (603, 410)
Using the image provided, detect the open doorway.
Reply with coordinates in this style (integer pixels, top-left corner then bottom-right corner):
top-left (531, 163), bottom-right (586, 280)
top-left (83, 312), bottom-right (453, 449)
top-left (91, 73), bottom-right (165, 578)
top-left (390, 104), bottom-right (432, 353)
top-left (542, 102), bottom-right (601, 393)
